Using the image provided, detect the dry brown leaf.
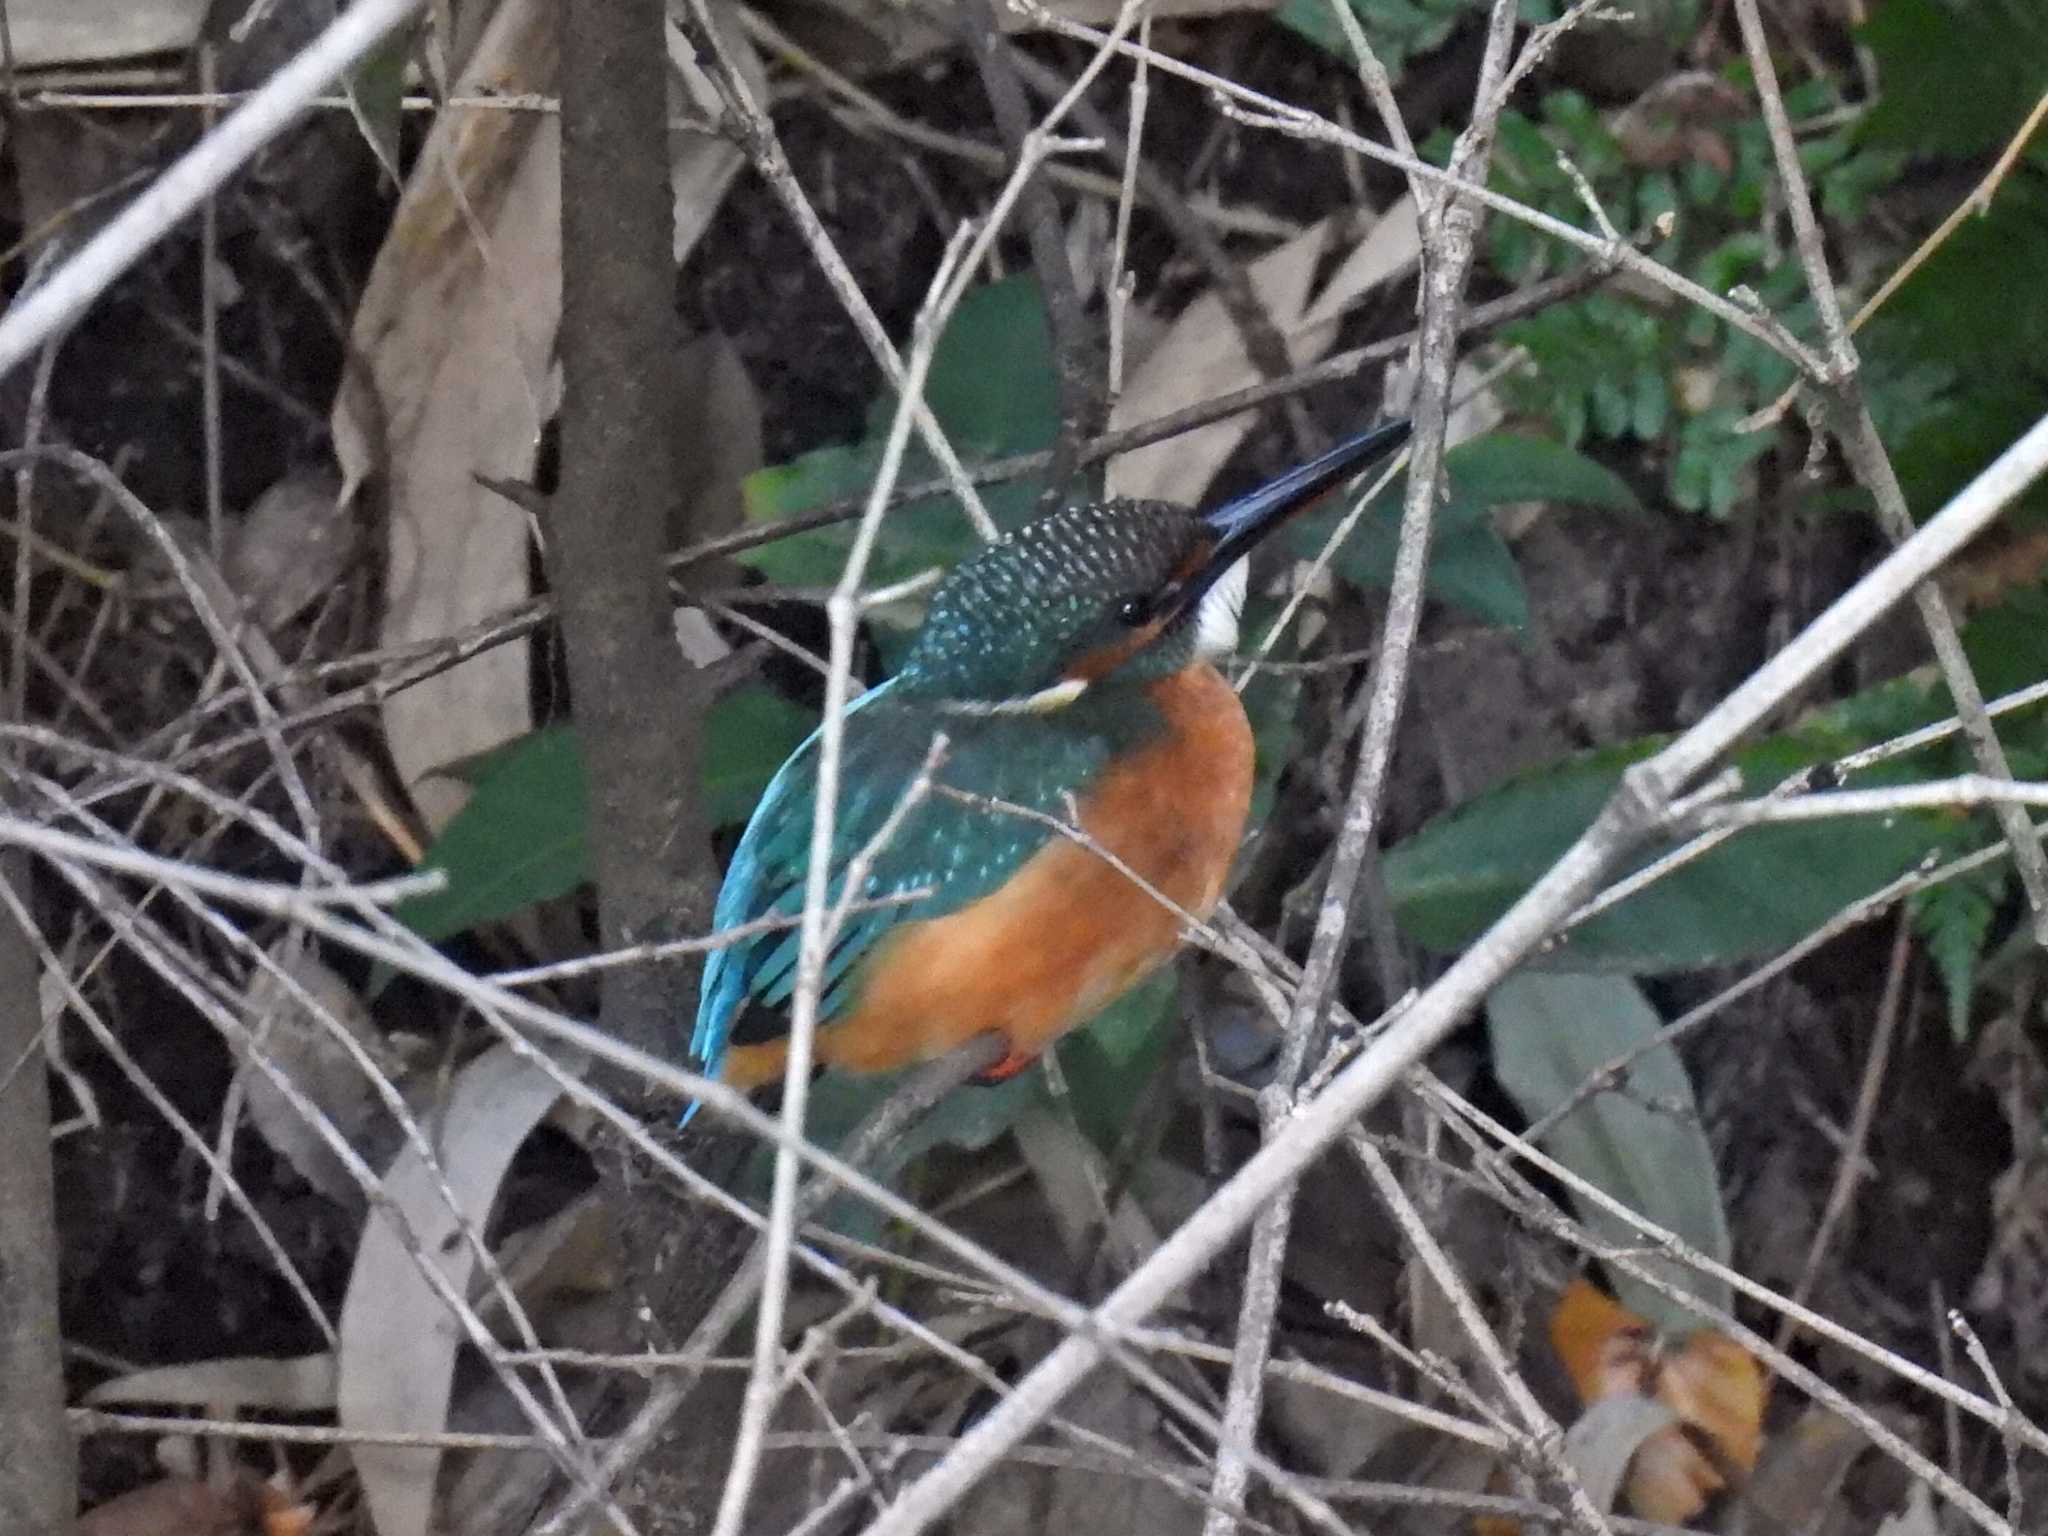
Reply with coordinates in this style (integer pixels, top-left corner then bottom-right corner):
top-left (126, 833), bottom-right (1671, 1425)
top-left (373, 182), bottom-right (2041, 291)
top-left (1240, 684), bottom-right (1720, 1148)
top-left (1624, 1424), bottom-right (1726, 1522)
top-left (1548, 1277), bottom-right (1768, 1523)
top-left (1108, 196), bottom-right (1420, 508)
top-left (241, 941), bottom-right (407, 1206)
top-left (224, 468), bottom-right (357, 633)
top-left (333, 0), bottom-right (559, 831)
top-left (78, 1477), bottom-right (262, 1536)
top-left (85, 1352), bottom-right (336, 1415)
top-left (336, 1043), bottom-right (569, 1536)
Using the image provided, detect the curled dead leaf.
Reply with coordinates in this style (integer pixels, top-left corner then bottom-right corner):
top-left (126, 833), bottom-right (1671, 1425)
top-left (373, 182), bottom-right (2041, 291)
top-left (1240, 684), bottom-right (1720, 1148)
top-left (1548, 1278), bottom-right (1768, 1523)
top-left (77, 1475), bottom-right (312, 1536)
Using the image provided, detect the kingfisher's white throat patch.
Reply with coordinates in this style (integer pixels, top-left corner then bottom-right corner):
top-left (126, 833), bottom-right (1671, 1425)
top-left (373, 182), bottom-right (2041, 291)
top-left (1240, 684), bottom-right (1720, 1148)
top-left (1192, 557), bottom-right (1247, 660)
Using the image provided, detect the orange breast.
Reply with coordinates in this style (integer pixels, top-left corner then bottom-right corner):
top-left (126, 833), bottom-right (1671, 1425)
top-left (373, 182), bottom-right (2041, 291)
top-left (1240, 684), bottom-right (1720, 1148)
top-left (721, 663), bottom-right (1254, 1089)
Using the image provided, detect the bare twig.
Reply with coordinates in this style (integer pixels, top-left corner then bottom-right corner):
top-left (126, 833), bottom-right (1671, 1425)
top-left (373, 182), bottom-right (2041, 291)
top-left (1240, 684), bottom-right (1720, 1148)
top-left (1204, 6), bottom-right (1521, 1526)
top-left (1350, 1135), bottom-right (1608, 1532)
top-left (0, 0), bottom-right (428, 378)
top-left (710, 222), bottom-right (975, 1536)
top-left (1950, 1309), bottom-right (2031, 1530)
top-left (1773, 907), bottom-right (1911, 1353)
top-left (672, 0), bottom-right (999, 541)
top-left (957, 0), bottom-right (1113, 506)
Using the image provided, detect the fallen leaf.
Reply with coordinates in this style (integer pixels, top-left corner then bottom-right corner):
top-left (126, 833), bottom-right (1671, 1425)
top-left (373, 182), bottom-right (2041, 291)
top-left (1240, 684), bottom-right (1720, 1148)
top-left (1549, 1278), bottom-right (1768, 1523)
top-left (12, 0), bottom-right (208, 66)
top-left (78, 1478), bottom-right (261, 1536)
top-left (337, 1043), bottom-right (570, 1536)
top-left (225, 470), bottom-right (356, 634)
top-left (241, 941), bottom-right (406, 1206)
top-left (664, 5), bottom-right (766, 266)
top-left (1488, 971), bottom-right (1732, 1333)
top-left (86, 1352), bottom-right (336, 1414)
top-left (1561, 1395), bottom-right (1681, 1513)
top-left (1108, 196), bottom-right (1421, 508)
top-left (1658, 1328), bottom-right (1765, 1476)
top-left (333, 0), bottom-right (560, 831)
top-left (1624, 1424), bottom-right (1725, 1522)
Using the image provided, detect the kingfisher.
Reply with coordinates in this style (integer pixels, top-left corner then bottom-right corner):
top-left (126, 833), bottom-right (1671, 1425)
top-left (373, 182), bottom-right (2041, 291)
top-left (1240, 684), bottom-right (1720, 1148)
top-left (691, 420), bottom-right (1412, 1102)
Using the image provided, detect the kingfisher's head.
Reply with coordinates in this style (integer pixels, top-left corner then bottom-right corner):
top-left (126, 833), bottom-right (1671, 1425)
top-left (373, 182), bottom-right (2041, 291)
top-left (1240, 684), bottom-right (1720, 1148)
top-left (894, 421), bottom-right (1411, 713)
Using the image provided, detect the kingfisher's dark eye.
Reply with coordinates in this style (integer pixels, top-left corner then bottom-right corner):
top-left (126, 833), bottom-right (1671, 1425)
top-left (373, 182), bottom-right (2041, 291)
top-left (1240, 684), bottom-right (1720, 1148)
top-left (1114, 594), bottom-right (1153, 628)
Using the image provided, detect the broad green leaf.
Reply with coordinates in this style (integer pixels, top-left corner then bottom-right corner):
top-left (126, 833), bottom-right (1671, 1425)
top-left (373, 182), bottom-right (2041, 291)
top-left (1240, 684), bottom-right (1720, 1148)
top-left (739, 277), bottom-right (1061, 598)
top-left (399, 686), bottom-right (815, 942)
top-left (1286, 432), bottom-right (1637, 627)
top-left (1487, 971), bottom-right (1731, 1333)
top-left (1386, 587), bottom-right (2048, 971)
top-left (399, 726), bottom-right (587, 943)
top-left (344, 24), bottom-right (411, 186)
top-left (1857, 0), bottom-right (2048, 160)
top-left (701, 686), bottom-right (817, 828)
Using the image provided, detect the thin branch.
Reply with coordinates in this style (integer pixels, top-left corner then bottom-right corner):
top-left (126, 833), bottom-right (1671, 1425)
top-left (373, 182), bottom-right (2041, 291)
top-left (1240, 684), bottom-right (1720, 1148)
top-left (1773, 908), bottom-right (1910, 1354)
top-left (957, 0), bottom-right (1113, 506)
top-left (1349, 1135), bottom-right (1608, 1533)
top-left (1204, 3), bottom-right (1520, 1524)
top-left (0, 0), bottom-right (428, 378)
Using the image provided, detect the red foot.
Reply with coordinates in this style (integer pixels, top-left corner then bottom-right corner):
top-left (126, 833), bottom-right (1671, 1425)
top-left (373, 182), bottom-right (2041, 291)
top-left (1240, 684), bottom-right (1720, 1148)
top-left (974, 1048), bottom-right (1039, 1085)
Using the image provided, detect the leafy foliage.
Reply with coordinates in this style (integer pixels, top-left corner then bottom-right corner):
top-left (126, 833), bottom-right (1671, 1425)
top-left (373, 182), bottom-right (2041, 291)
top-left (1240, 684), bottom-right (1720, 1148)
top-left (738, 276), bottom-right (1060, 616)
top-left (398, 686), bottom-right (814, 942)
top-left (1488, 971), bottom-right (1731, 1332)
top-left (1285, 431), bottom-right (1640, 629)
top-left (1387, 585), bottom-right (2048, 987)
top-left (1449, 83), bottom-right (1902, 517)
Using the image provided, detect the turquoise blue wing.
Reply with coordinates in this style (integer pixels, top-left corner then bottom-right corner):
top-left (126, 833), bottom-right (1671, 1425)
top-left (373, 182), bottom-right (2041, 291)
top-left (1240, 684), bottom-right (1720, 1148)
top-left (690, 681), bottom-right (1111, 1095)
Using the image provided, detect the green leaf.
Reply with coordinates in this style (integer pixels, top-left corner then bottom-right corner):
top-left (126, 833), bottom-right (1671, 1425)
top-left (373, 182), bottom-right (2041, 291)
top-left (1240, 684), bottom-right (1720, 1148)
top-left (1286, 432), bottom-right (1637, 627)
top-left (1387, 586), bottom-right (2048, 971)
top-left (701, 686), bottom-right (817, 828)
top-left (1912, 868), bottom-right (2005, 1042)
top-left (399, 686), bottom-right (816, 942)
top-left (1487, 971), bottom-right (1731, 1334)
top-left (1276, 0), bottom-right (1470, 75)
top-left (1858, 0), bottom-right (2048, 160)
top-left (739, 277), bottom-right (1061, 598)
top-left (1387, 688), bottom-right (1937, 972)
top-left (344, 24), bottom-right (411, 186)
top-left (399, 726), bottom-right (587, 943)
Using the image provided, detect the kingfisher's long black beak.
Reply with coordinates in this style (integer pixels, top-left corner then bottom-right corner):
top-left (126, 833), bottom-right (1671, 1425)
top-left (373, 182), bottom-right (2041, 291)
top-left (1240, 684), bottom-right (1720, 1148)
top-left (1197, 418), bottom-right (1412, 582)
